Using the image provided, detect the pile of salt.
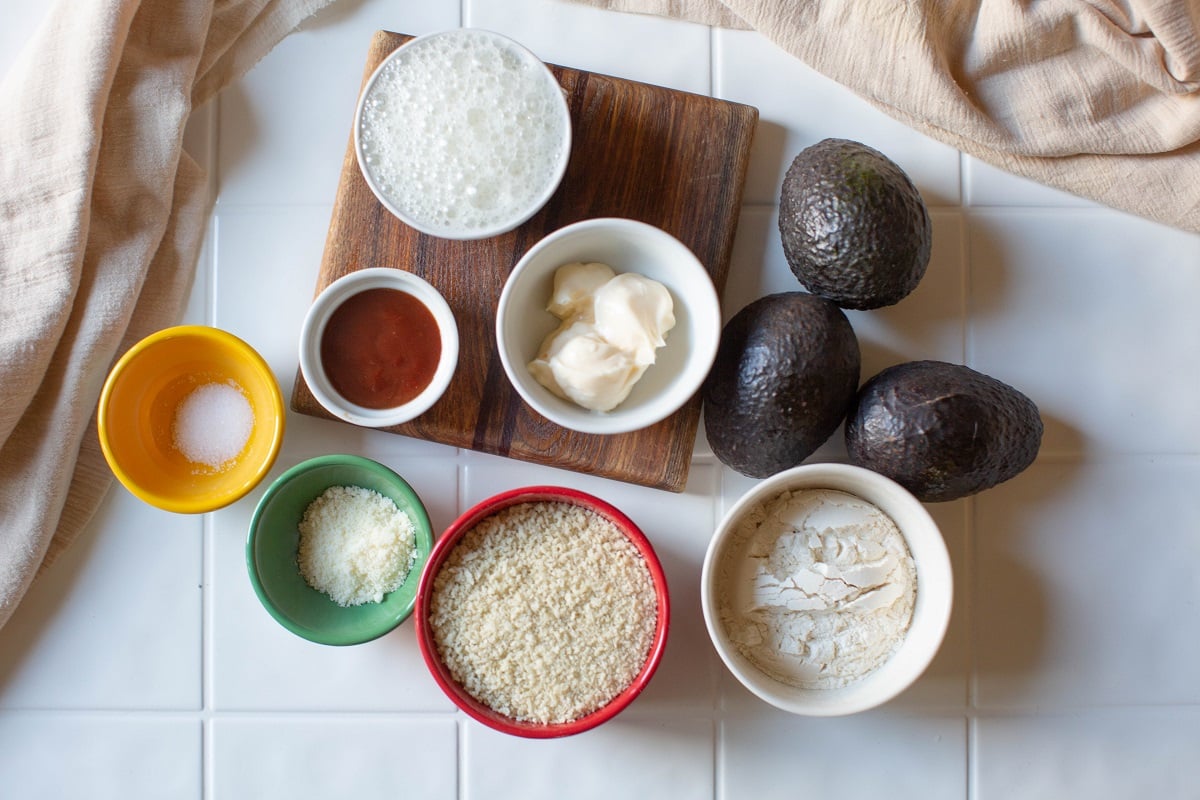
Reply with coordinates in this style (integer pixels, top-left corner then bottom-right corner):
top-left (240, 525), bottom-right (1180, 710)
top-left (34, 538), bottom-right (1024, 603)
top-left (172, 382), bottom-right (255, 470)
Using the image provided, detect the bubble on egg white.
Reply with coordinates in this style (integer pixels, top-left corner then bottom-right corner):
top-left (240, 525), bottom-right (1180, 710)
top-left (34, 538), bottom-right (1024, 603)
top-left (358, 31), bottom-right (568, 234)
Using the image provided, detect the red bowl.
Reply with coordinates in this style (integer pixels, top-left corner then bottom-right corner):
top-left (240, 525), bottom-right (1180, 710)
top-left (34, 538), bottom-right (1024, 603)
top-left (415, 485), bottom-right (670, 738)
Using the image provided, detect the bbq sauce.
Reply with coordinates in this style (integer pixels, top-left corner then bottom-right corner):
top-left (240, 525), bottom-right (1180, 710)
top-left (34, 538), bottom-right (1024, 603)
top-left (320, 287), bottom-right (441, 409)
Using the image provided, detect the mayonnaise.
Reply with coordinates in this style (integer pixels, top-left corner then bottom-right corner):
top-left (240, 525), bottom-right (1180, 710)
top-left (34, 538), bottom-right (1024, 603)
top-left (528, 262), bottom-right (676, 412)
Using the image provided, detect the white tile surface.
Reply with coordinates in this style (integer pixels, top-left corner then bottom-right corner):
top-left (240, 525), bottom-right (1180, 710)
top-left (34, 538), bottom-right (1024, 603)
top-left (722, 711), bottom-right (966, 800)
top-left (716, 29), bottom-right (962, 207)
top-left (465, 714), bottom-right (715, 799)
top-left (215, 0), bottom-right (459, 208)
top-left (0, 488), bottom-right (202, 711)
top-left (0, 10), bottom-right (44, 72)
top-left (211, 716), bottom-right (458, 799)
top-left (466, 0), bottom-right (712, 93)
top-left (974, 709), bottom-right (1200, 799)
top-left (973, 458), bottom-right (1200, 710)
top-left (966, 210), bottom-right (1200, 457)
top-left (965, 156), bottom-right (1101, 209)
top-left (0, 714), bottom-right (199, 799)
top-left (3, 0), bottom-right (1199, 796)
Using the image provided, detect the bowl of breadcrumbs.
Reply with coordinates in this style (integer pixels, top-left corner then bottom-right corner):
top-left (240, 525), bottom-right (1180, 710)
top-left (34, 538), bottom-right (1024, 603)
top-left (415, 486), bottom-right (670, 738)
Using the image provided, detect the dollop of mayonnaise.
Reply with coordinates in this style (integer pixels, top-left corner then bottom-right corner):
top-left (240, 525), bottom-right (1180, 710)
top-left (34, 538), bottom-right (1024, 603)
top-left (528, 262), bottom-right (676, 413)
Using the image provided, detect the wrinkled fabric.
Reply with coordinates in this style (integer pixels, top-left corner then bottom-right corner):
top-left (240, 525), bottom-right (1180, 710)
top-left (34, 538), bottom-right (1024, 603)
top-left (0, 0), bottom-right (336, 631)
top-left (570, 0), bottom-right (1200, 232)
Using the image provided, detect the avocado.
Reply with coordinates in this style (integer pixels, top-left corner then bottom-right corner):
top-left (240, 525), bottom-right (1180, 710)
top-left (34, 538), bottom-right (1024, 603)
top-left (702, 292), bottom-right (860, 479)
top-left (845, 361), bottom-right (1043, 502)
top-left (779, 138), bottom-right (931, 310)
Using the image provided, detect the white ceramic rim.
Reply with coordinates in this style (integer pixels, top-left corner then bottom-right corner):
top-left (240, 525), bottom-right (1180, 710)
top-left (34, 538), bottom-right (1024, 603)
top-left (495, 217), bottom-right (722, 435)
top-left (352, 28), bottom-right (572, 241)
top-left (700, 463), bottom-right (954, 716)
top-left (298, 268), bottom-right (460, 428)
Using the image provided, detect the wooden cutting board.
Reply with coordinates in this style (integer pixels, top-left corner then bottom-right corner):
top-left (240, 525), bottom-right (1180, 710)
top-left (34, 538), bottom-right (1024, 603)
top-left (291, 30), bottom-right (758, 492)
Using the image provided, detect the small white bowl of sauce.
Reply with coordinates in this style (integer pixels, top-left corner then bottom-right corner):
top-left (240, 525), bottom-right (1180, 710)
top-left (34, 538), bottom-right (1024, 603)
top-left (299, 268), bottom-right (459, 428)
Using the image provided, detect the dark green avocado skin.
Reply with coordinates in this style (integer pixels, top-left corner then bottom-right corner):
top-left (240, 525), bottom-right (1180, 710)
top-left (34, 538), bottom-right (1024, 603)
top-left (779, 138), bottom-right (932, 310)
top-left (845, 361), bottom-right (1043, 502)
top-left (703, 292), bottom-right (860, 479)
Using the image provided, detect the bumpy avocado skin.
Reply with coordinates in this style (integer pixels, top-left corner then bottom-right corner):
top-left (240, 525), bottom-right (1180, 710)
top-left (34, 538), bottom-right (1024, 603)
top-left (779, 138), bottom-right (932, 310)
top-left (845, 361), bottom-right (1043, 502)
top-left (702, 292), bottom-right (861, 479)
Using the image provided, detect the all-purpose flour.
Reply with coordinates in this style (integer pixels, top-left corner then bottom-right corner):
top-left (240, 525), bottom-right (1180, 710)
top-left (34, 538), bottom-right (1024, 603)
top-left (717, 488), bottom-right (916, 689)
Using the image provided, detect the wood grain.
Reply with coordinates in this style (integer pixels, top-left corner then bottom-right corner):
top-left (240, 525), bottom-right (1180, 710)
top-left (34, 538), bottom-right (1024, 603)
top-left (291, 31), bottom-right (758, 492)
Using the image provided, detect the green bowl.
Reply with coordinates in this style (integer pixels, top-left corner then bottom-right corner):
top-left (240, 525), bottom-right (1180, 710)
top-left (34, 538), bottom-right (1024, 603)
top-left (246, 454), bottom-right (434, 645)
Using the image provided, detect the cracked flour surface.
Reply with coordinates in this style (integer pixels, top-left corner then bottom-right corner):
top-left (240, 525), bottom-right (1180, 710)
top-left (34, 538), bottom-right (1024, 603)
top-left (718, 488), bottom-right (916, 689)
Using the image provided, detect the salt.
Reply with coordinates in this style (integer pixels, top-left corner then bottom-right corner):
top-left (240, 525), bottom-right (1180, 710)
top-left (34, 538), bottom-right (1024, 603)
top-left (172, 381), bottom-right (254, 470)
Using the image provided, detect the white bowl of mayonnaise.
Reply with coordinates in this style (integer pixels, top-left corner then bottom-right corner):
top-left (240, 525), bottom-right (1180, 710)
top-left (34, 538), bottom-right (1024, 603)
top-left (496, 218), bottom-right (721, 435)
top-left (702, 462), bottom-right (953, 716)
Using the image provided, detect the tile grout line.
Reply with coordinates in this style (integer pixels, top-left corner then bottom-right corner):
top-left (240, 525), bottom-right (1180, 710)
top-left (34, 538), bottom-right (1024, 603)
top-left (201, 499), bottom-right (219, 799)
top-left (457, 716), bottom-right (466, 800)
top-left (708, 21), bottom-right (717, 100)
top-left (967, 715), bottom-right (978, 800)
top-left (16, 700), bottom-right (1196, 719)
top-left (712, 715), bottom-right (723, 800)
top-left (959, 147), bottom-right (968, 209)
top-left (201, 87), bottom-right (220, 800)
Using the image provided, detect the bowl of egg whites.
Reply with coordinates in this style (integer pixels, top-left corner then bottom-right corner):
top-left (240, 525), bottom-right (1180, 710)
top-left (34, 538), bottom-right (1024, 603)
top-left (353, 27), bottom-right (572, 240)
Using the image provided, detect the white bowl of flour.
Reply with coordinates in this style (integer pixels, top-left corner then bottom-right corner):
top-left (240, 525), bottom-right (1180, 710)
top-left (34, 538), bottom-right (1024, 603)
top-left (702, 463), bottom-right (952, 716)
top-left (354, 28), bottom-right (571, 240)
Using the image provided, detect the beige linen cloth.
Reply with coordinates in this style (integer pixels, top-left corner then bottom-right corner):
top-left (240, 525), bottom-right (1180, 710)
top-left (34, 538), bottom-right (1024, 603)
top-left (0, 0), bottom-right (336, 631)
top-left (573, 0), bottom-right (1200, 232)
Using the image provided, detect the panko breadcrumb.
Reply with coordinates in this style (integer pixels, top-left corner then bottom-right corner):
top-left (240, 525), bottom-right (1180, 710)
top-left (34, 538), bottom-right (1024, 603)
top-left (429, 501), bottom-right (658, 724)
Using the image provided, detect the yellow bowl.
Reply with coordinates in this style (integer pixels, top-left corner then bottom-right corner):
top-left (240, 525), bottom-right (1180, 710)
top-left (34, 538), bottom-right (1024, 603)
top-left (98, 325), bottom-right (285, 514)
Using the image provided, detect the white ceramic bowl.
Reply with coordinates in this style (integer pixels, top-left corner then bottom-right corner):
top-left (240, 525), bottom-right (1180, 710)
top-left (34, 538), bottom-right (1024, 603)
top-left (299, 268), bottom-right (459, 428)
top-left (496, 218), bottom-right (721, 435)
top-left (701, 463), bottom-right (953, 716)
top-left (354, 28), bottom-right (571, 240)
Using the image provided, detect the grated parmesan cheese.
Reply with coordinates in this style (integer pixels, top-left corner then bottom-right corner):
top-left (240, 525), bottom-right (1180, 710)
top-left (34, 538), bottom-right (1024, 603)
top-left (429, 501), bottom-right (658, 725)
top-left (297, 484), bottom-right (417, 607)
